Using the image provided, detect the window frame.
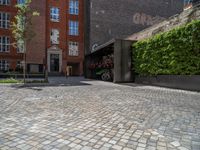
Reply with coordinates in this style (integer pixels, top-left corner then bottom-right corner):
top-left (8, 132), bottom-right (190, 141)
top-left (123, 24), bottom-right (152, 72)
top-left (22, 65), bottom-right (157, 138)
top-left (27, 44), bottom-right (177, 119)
top-left (0, 60), bottom-right (9, 71)
top-left (0, 36), bottom-right (10, 53)
top-left (50, 7), bottom-right (60, 22)
top-left (69, 0), bottom-right (79, 15)
top-left (50, 28), bottom-right (60, 44)
top-left (17, 0), bottom-right (25, 4)
top-left (0, 12), bottom-right (10, 29)
top-left (0, 0), bottom-right (10, 5)
top-left (68, 41), bottom-right (79, 56)
top-left (69, 20), bottom-right (79, 36)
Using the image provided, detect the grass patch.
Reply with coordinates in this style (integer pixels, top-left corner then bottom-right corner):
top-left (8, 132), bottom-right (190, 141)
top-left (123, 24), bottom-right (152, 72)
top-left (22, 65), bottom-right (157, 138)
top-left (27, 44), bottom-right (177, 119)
top-left (0, 78), bottom-right (22, 83)
top-left (0, 78), bottom-right (48, 84)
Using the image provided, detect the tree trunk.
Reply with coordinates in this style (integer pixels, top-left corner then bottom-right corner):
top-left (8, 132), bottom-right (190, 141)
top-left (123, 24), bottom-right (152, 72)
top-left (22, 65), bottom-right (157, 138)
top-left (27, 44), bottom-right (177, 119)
top-left (23, 41), bottom-right (26, 84)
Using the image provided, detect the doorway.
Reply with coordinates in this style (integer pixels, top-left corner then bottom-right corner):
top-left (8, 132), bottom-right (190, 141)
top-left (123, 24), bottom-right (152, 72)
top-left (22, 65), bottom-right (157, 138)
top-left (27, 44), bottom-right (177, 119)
top-left (50, 54), bottom-right (59, 72)
top-left (67, 66), bottom-right (73, 76)
top-left (67, 63), bottom-right (80, 76)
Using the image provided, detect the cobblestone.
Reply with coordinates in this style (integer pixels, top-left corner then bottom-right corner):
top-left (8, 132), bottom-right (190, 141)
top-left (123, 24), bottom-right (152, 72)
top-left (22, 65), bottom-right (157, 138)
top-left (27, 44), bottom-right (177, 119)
top-left (0, 77), bottom-right (200, 149)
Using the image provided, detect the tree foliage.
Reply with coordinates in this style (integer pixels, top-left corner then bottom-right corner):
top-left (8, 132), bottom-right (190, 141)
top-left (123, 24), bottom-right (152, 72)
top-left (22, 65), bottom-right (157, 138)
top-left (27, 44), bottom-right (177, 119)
top-left (132, 20), bottom-right (200, 75)
top-left (11, 0), bottom-right (39, 49)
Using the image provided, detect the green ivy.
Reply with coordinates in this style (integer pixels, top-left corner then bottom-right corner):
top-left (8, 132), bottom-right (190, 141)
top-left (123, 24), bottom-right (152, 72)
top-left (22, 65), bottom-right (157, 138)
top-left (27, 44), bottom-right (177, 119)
top-left (132, 20), bottom-right (200, 76)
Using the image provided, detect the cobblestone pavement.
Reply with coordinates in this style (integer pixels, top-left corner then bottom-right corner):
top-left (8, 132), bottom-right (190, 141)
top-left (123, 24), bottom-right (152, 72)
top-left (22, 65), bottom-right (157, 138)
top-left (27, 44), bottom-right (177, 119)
top-left (0, 77), bottom-right (200, 150)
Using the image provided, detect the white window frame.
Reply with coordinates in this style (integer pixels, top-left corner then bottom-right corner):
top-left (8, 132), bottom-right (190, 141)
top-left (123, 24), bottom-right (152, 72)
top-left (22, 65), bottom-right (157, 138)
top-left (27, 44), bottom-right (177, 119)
top-left (0, 60), bottom-right (9, 71)
top-left (50, 7), bottom-right (60, 22)
top-left (69, 20), bottom-right (79, 36)
top-left (0, 36), bottom-right (10, 52)
top-left (50, 29), bottom-right (60, 44)
top-left (0, 0), bottom-right (10, 5)
top-left (69, 0), bottom-right (79, 15)
top-left (68, 41), bottom-right (79, 56)
top-left (0, 12), bottom-right (10, 29)
top-left (17, 0), bottom-right (25, 4)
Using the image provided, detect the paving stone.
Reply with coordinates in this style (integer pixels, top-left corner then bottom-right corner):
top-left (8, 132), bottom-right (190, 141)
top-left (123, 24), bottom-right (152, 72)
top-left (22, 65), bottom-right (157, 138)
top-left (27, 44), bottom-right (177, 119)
top-left (136, 147), bottom-right (145, 150)
top-left (138, 143), bottom-right (146, 148)
top-left (112, 145), bottom-right (123, 150)
top-left (171, 141), bottom-right (181, 147)
top-left (157, 146), bottom-right (167, 150)
top-left (103, 143), bottom-right (113, 148)
top-left (178, 147), bottom-right (189, 150)
top-left (81, 146), bottom-right (93, 150)
top-left (0, 77), bottom-right (200, 150)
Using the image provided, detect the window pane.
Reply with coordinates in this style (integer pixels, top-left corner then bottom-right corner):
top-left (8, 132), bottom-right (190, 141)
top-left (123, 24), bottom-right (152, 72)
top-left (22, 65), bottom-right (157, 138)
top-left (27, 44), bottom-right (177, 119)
top-left (50, 7), bottom-right (60, 22)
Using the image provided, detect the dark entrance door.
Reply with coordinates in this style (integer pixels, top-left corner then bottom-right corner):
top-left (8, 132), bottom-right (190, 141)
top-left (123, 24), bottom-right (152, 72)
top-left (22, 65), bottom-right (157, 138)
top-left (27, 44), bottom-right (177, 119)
top-left (50, 54), bottom-right (59, 72)
top-left (67, 63), bottom-right (80, 76)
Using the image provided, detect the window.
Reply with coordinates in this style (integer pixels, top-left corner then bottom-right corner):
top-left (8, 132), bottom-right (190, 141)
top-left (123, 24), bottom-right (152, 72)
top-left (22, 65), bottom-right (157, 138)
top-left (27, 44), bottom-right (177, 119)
top-left (69, 0), bottom-right (79, 15)
top-left (0, 60), bottom-right (9, 71)
top-left (69, 21), bottom-right (79, 36)
top-left (50, 7), bottom-right (59, 22)
top-left (0, 12), bottom-right (10, 29)
top-left (0, 0), bottom-right (10, 5)
top-left (17, 40), bottom-right (24, 53)
top-left (17, 0), bottom-right (25, 4)
top-left (16, 61), bottom-right (22, 69)
top-left (0, 36), bottom-right (10, 52)
top-left (50, 29), bottom-right (59, 44)
top-left (68, 41), bottom-right (79, 56)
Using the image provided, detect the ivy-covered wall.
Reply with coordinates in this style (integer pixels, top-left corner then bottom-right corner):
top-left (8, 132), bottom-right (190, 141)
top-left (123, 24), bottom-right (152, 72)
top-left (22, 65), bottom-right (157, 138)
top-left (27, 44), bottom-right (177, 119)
top-left (132, 20), bottom-right (200, 75)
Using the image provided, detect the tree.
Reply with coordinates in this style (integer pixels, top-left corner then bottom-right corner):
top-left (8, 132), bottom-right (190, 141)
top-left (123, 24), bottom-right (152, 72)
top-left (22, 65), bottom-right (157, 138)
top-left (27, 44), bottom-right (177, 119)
top-left (11, 0), bottom-right (39, 83)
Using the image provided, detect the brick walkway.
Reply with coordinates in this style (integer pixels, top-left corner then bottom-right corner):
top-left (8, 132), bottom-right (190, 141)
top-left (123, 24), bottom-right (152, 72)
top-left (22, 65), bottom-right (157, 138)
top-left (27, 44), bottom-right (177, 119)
top-left (0, 77), bottom-right (200, 150)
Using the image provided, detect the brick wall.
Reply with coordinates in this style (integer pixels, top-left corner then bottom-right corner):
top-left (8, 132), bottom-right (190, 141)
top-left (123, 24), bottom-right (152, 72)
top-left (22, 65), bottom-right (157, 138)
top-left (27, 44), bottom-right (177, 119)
top-left (0, 0), bottom-right (84, 75)
top-left (0, 0), bottom-right (21, 70)
top-left (26, 0), bottom-right (46, 65)
top-left (46, 0), bottom-right (85, 75)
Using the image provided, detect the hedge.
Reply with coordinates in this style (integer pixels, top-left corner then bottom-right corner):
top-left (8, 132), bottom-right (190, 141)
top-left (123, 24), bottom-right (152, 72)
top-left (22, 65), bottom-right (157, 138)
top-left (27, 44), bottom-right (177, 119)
top-left (132, 20), bottom-right (200, 75)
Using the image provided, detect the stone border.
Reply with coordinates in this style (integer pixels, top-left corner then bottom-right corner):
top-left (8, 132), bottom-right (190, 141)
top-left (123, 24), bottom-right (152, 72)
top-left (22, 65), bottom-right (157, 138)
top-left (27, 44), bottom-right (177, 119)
top-left (135, 75), bottom-right (200, 92)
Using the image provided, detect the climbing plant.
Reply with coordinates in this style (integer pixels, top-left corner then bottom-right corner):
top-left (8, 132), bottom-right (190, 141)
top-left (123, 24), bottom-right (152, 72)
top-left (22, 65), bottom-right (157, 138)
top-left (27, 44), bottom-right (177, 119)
top-left (132, 20), bottom-right (200, 75)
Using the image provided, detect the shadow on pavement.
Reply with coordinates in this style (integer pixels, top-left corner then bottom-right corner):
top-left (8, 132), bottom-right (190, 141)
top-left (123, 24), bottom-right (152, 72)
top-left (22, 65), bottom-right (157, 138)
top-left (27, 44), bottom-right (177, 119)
top-left (119, 82), bottom-right (146, 88)
top-left (10, 77), bottom-right (93, 90)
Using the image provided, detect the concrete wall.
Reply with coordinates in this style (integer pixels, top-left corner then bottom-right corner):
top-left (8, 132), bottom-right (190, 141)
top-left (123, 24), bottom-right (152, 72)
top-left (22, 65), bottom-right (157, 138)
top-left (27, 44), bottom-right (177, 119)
top-left (114, 40), bottom-right (134, 83)
top-left (135, 75), bottom-right (200, 92)
top-left (86, 0), bottom-right (183, 55)
top-left (126, 4), bottom-right (200, 41)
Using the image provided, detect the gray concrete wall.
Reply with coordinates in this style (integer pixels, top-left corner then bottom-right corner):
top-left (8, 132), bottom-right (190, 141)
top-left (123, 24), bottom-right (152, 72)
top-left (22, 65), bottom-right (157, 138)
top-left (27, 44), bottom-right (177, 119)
top-left (86, 0), bottom-right (183, 54)
top-left (114, 40), bottom-right (134, 83)
top-left (135, 75), bottom-right (200, 92)
top-left (127, 4), bottom-right (200, 41)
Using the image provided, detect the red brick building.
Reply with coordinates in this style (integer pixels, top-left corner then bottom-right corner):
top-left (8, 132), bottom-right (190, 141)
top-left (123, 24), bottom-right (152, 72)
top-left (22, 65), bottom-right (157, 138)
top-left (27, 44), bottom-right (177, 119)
top-left (0, 0), bottom-right (84, 76)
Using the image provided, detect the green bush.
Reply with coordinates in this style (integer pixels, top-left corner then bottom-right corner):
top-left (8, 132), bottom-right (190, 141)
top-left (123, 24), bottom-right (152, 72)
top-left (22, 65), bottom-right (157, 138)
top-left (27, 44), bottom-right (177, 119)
top-left (132, 20), bottom-right (200, 75)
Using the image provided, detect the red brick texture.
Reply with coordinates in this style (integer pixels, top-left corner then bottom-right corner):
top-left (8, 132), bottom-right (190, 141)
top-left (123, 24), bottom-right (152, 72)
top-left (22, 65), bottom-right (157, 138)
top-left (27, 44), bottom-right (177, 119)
top-left (46, 0), bottom-right (84, 75)
top-left (0, 0), bottom-right (84, 75)
top-left (0, 0), bottom-right (22, 70)
top-left (26, 0), bottom-right (47, 65)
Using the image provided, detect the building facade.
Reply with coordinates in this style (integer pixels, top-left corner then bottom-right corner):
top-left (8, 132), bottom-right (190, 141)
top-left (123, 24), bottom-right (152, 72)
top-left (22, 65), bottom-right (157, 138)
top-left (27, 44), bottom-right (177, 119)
top-left (85, 0), bottom-right (184, 55)
top-left (46, 0), bottom-right (84, 76)
top-left (0, 0), bottom-right (22, 72)
top-left (0, 0), bottom-right (84, 76)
